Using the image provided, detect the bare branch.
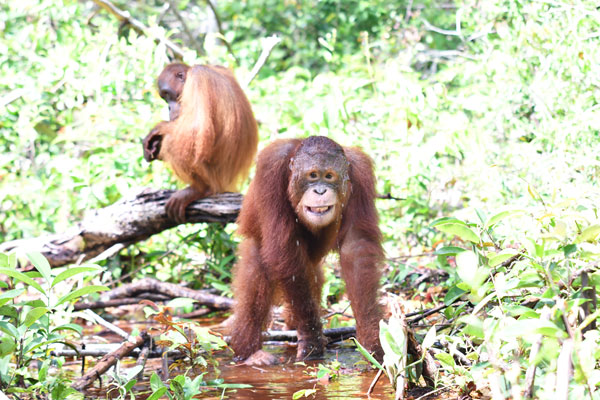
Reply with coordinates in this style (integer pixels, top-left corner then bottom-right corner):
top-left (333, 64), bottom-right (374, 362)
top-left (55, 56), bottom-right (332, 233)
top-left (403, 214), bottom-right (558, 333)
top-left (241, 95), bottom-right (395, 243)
top-left (91, 0), bottom-right (186, 59)
top-left (243, 35), bottom-right (282, 87)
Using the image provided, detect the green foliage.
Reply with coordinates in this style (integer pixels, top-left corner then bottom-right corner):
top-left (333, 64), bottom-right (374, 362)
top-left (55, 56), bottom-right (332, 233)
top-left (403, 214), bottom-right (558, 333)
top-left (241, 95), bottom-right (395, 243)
top-left (1, 0), bottom-right (600, 396)
top-left (0, 252), bottom-right (105, 397)
top-left (430, 199), bottom-right (600, 396)
top-left (107, 362), bottom-right (144, 400)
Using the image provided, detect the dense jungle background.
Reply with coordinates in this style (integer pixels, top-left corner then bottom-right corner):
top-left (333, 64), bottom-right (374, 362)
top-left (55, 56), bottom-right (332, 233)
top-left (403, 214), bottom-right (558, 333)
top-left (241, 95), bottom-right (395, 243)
top-left (1, 0), bottom-right (600, 398)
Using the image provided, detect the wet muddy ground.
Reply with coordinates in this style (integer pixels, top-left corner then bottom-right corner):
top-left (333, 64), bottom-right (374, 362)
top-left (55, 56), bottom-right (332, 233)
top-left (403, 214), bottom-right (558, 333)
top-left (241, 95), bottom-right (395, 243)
top-left (67, 312), bottom-right (398, 399)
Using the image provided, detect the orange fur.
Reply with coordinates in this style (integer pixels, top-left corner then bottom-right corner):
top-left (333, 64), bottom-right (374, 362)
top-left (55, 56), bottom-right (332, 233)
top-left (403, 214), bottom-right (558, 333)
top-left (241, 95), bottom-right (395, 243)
top-left (230, 136), bottom-right (384, 365)
top-left (159, 65), bottom-right (257, 192)
top-left (143, 64), bottom-right (258, 221)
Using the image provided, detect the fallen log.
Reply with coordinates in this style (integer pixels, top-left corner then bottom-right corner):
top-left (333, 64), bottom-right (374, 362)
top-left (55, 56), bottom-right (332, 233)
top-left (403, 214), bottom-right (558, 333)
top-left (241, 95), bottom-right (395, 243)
top-left (0, 189), bottom-right (241, 267)
top-left (52, 327), bottom-right (359, 359)
top-left (52, 343), bottom-right (162, 358)
top-left (100, 278), bottom-right (234, 310)
top-left (72, 332), bottom-right (149, 391)
top-left (74, 295), bottom-right (171, 311)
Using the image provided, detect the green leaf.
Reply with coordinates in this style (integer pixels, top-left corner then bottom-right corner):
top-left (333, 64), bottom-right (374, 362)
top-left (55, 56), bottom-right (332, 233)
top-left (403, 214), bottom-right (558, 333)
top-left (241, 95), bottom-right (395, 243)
top-left (51, 267), bottom-right (100, 288)
top-left (444, 285), bottom-right (466, 305)
top-left (293, 389), bottom-right (317, 399)
top-left (56, 285), bottom-right (108, 306)
top-left (575, 225), bottom-right (600, 244)
top-left (26, 337), bottom-right (63, 354)
top-left (488, 249), bottom-right (518, 268)
top-left (166, 297), bottom-right (197, 309)
top-left (485, 210), bottom-right (524, 229)
top-left (0, 306), bottom-right (18, 320)
top-left (436, 223), bottom-right (479, 243)
top-left (434, 352), bottom-right (455, 367)
top-left (430, 217), bottom-right (466, 227)
top-left (422, 326), bottom-right (436, 350)
top-left (0, 253), bottom-right (16, 269)
top-left (434, 246), bottom-right (466, 256)
top-left (0, 269), bottom-right (46, 295)
top-left (458, 315), bottom-right (484, 339)
top-left (501, 318), bottom-right (567, 340)
top-left (51, 323), bottom-right (83, 335)
top-left (0, 321), bottom-right (19, 338)
top-left (124, 379), bottom-right (137, 392)
top-left (149, 372), bottom-right (164, 392)
top-left (351, 337), bottom-right (383, 370)
top-left (125, 365), bottom-right (144, 382)
top-left (562, 244), bottom-right (577, 257)
top-left (214, 383), bottom-right (253, 389)
top-left (456, 251), bottom-right (487, 290)
top-left (24, 307), bottom-right (49, 327)
top-left (27, 253), bottom-right (52, 285)
top-left (146, 387), bottom-right (167, 400)
top-left (0, 288), bottom-right (25, 306)
top-left (0, 337), bottom-right (16, 357)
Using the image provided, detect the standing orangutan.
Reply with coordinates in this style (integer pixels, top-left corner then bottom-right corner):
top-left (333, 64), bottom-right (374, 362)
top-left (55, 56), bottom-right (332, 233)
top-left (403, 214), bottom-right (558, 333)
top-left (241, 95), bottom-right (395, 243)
top-left (230, 136), bottom-right (384, 366)
top-left (142, 63), bottom-right (258, 223)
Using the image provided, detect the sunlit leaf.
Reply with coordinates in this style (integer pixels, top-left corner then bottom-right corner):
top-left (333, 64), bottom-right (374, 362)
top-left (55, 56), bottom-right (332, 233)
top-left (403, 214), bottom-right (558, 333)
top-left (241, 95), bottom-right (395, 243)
top-left (434, 352), bottom-right (455, 367)
top-left (0, 288), bottom-right (25, 306)
top-left (434, 246), bottom-right (466, 256)
top-left (422, 326), bottom-right (436, 350)
top-left (0, 336), bottom-right (16, 357)
top-left (147, 387), bottom-right (167, 400)
top-left (0, 321), bottom-right (19, 338)
top-left (575, 225), bottom-right (600, 244)
top-left (27, 252), bottom-right (52, 284)
top-left (51, 323), bottom-right (83, 335)
top-left (430, 217), bottom-right (466, 227)
top-left (488, 249), bottom-right (518, 268)
top-left (485, 210), bottom-right (525, 229)
top-left (150, 372), bottom-right (164, 392)
top-left (436, 223), bottom-right (479, 243)
top-left (0, 269), bottom-right (45, 295)
top-left (56, 285), bottom-right (109, 306)
top-left (456, 251), bottom-right (487, 289)
top-left (458, 315), bottom-right (484, 339)
top-left (24, 307), bottom-right (49, 327)
top-left (51, 266), bottom-right (100, 288)
top-left (352, 337), bottom-right (383, 370)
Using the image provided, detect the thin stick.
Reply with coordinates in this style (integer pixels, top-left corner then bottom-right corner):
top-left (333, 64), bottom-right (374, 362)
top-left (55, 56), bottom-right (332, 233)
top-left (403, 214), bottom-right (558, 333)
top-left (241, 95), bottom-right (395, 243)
top-left (524, 307), bottom-right (551, 398)
top-left (243, 35), bottom-right (282, 87)
top-left (71, 333), bottom-right (147, 391)
top-left (555, 339), bottom-right (573, 400)
top-left (81, 309), bottom-right (130, 340)
top-left (203, 0), bottom-right (237, 62)
top-left (367, 368), bottom-right (383, 397)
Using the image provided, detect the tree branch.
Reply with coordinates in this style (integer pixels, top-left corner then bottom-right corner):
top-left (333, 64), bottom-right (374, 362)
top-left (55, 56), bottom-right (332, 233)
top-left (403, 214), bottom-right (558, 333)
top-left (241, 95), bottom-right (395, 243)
top-left (243, 35), bottom-right (282, 87)
top-left (91, 0), bottom-right (186, 59)
top-left (0, 189), bottom-right (241, 267)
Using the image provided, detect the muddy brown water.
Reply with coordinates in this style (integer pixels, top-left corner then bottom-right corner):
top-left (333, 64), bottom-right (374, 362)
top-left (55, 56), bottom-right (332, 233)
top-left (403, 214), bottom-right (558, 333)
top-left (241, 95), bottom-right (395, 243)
top-left (77, 343), bottom-right (394, 399)
top-left (70, 314), bottom-right (400, 399)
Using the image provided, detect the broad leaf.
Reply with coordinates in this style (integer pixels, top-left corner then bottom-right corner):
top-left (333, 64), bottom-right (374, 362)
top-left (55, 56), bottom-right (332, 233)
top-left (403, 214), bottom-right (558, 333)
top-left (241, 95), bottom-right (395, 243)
top-left (436, 223), bottom-right (479, 243)
top-left (27, 253), bottom-right (52, 285)
top-left (24, 307), bottom-right (49, 327)
top-left (51, 266), bottom-right (99, 288)
top-left (0, 269), bottom-right (45, 295)
top-left (56, 285), bottom-right (108, 306)
top-left (485, 210), bottom-right (524, 229)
